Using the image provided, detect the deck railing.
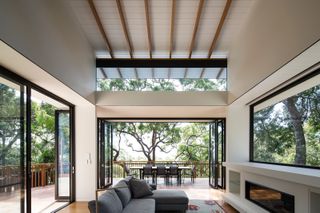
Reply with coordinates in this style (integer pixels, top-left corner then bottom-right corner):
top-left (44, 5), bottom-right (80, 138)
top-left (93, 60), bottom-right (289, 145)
top-left (0, 163), bottom-right (55, 192)
top-left (113, 160), bottom-right (209, 178)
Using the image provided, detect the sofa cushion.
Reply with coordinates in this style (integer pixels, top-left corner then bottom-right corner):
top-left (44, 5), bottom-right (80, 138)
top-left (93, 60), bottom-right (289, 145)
top-left (123, 176), bottom-right (133, 184)
top-left (98, 189), bottom-right (123, 213)
top-left (88, 200), bottom-right (96, 213)
top-left (129, 178), bottom-right (153, 198)
top-left (122, 199), bottom-right (155, 213)
top-left (114, 180), bottom-right (131, 207)
top-left (146, 189), bottom-right (189, 204)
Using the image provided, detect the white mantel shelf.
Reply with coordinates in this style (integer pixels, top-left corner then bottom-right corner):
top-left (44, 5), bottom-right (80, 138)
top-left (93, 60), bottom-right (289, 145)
top-left (223, 162), bottom-right (320, 189)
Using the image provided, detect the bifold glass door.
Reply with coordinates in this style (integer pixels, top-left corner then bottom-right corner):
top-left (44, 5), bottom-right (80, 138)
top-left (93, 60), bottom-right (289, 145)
top-left (209, 119), bottom-right (226, 189)
top-left (0, 76), bottom-right (26, 213)
top-left (97, 120), bottom-right (113, 188)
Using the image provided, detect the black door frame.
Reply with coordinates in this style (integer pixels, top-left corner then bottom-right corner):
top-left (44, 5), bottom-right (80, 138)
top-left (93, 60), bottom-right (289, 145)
top-left (0, 66), bottom-right (76, 213)
top-left (209, 119), bottom-right (226, 189)
top-left (97, 119), bottom-right (113, 189)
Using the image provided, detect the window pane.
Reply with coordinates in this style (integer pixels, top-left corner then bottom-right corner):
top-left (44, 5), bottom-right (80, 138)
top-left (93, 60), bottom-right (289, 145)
top-left (0, 76), bottom-right (25, 212)
top-left (252, 74), bottom-right (320, 167)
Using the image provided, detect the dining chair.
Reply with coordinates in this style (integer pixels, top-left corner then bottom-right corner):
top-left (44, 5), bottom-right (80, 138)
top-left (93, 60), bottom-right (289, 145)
top-left (168, 165), bottom-right (180, 185)
top-left (142, 164), bottom-right (154, 183)
top-left (155, 165), bottom-right (168, 185)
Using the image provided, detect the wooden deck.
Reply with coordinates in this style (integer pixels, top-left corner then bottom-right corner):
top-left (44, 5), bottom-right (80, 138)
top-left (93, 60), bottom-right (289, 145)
top-left (59, 178), bottom-right (238, 213)
top-left (0, 185), bottom-right (67, 213)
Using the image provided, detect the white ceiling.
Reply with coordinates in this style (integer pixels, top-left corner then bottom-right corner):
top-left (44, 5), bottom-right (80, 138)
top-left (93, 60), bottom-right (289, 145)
top-left (69, 0), bottom-right (254, 58)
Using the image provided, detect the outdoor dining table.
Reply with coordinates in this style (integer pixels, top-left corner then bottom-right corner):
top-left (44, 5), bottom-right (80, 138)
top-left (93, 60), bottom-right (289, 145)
top-left (129, 166), bottom-right (192, 184)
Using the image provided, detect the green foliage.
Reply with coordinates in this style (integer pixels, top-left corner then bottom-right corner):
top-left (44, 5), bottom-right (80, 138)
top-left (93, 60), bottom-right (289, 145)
top-left (0, 84), bottom-right (22, 165)
top-left (97, 78), bottom-right (226, 91)
top-left (1, 82), bottom-right (60, 165)
top-left (31, 102), bottom-right (56, 163)
top-left (253, 84), bottom-right (320, 167)
top-left (176, 123), bottom-right (209, 161)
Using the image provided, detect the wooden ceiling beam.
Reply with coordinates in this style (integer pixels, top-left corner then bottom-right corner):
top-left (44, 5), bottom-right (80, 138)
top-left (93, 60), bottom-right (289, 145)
top-left (207, 0), bottom-right (232, 58)
top-left (169, 0), bottom-right (176, 59)
top-left (216, 67), bottom-right (225, 79)
top-left (168, 0), bottom-right (176, 79)
top-left (144, 0), bottom-right (152, 59)
top-left (144, 0), bottom-right (154, 79)
top-left (199, 68), bottom-right (205, 78)
top-left (116, 0), bottom-right (134, 58)
top-left (186, 0), bottom-right (205, 79)
top-left (87, 0), bottom-right (114, 58)
top-left (116, 0), bottom-right (138, 79)
top-left (188, 0), bottom-right (205, 59)
top-left (99, 68), bottom-right (108, 79)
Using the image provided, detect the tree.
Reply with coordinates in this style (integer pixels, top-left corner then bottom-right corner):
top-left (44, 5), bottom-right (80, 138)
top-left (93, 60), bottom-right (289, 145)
top-left (97, 78), bottom-right (225, 91)
top-left (115, 123), bottom-right (181, 162)
top-left (0, 85), bottom-right (21, 165)
top-left (176, 123), bottom-right (209, 161)
top-left (253, 85), bottom-right (320, 166)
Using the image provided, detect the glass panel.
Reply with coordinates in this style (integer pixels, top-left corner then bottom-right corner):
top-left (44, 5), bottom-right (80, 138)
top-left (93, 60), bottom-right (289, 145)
top-left (31, 89), bottom-right (69, 212)
top-left (252, 75), bottom-right (320, 168)
top-left (0, 76), bottom-right (25, 213)
top-left (57, 111), bottom-right (70, 197)
top-left (97, 79), bottom-right (227, 91)
top-left (98, 121), bottom-right (112, 188)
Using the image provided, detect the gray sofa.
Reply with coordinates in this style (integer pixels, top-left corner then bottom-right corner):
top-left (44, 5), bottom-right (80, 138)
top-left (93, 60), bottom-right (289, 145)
top-left (88, 177), bottom-right (188, 213)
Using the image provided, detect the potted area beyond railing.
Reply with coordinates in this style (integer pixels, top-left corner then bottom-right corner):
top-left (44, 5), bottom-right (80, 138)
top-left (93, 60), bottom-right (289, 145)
top-left (0, 163), bottom-right (55, 193)
top-left (112, 160), bottom-right (209, 179)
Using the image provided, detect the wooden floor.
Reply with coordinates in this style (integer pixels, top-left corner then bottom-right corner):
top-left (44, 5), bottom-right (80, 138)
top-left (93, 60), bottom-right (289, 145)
top-left (59, 178), bottom-right (238, 213)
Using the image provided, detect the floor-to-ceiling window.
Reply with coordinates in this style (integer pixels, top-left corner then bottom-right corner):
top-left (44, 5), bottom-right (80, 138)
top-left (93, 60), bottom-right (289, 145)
top-left (0, 66), bottom-right (75, 213)
top-left (0, 75), bottom-right (26, 213)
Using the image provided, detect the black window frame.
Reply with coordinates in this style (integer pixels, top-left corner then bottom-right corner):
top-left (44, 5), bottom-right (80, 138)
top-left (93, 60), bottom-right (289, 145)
top-left (249, 67), bottom-right (320, 169)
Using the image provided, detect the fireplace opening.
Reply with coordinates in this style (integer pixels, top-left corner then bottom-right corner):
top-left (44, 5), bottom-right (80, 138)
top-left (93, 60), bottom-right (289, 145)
top-left (245, 181), bottom-right (294, 213)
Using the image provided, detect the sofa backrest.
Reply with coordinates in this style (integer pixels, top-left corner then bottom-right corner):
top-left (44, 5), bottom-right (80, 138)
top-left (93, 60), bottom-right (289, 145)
top-left (113, 180), bottom-right (132, 207)
top-left (88, 189), bottom-right (123, 213)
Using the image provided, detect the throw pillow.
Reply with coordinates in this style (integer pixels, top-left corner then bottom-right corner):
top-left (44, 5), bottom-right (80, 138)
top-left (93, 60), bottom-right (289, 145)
top-left (129, 178), bottom-right (154, 198)
top-left (114, 180), bottom-right (132, 207)
top-left (98, 189), bottom-right (123, 213)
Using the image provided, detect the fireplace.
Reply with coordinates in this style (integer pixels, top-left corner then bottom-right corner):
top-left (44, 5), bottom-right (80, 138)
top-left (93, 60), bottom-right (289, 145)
top-left (245, 181), bottom-right (294, 213)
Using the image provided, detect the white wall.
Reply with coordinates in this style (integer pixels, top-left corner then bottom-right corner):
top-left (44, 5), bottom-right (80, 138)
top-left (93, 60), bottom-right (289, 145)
top-left (75, 105), bottom-right (97, 201)
top-left (0, 28), bottom-right (97, 202)
top-left (0, 0), bottom-right (96, 103)
top-left (96, 91), bottom-right (228, 106)
top-left (225, 35), bottom-right (320, 213)
top-left (228, 0), bottom-right (320, 103)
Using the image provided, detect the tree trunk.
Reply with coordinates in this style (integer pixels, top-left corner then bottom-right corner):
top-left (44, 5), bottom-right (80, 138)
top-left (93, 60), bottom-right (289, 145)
top-left (152, 130), bottom-right (156, 164)
top-left (113, 148), bottom-right (119, 161)
top-left (284, 97), bottom-right (306, 165)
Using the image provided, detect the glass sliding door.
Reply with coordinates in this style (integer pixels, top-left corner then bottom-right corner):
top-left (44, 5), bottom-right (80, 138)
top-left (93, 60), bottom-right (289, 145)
top-left (97, 120), bottom-right (113, 189)
top-left (1, 66), bottom-right (75, 213)
top-left (55, 110), bottom-right (71, 201)
top-left (0, 76), bottom-right (26, 213)
top-left (209, 119), bottom-right (226, 189)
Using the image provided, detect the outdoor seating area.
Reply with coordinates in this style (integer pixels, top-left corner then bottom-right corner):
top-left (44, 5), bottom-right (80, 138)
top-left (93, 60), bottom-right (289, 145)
top-left (114, 161), bottom-right (200, 185)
